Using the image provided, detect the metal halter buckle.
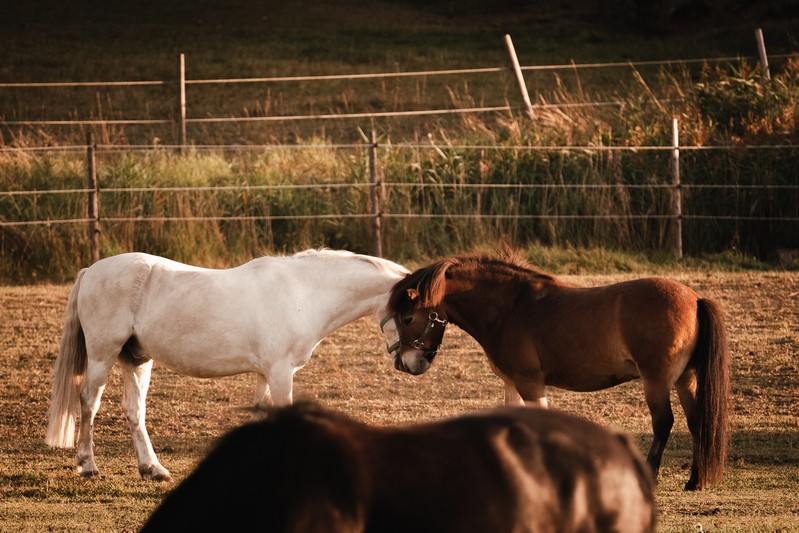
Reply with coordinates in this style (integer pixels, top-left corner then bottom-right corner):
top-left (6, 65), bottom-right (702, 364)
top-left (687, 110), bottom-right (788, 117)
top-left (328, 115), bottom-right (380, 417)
top-left (381, 311), bottom-right (448, 356)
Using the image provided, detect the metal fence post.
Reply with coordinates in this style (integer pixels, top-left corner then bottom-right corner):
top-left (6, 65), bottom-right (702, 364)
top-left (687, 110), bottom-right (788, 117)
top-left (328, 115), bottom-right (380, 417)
top-left (671, 118), bottom-right (683, 259)
top-left (368, 129), bottom-right (383, 257)
top-left (86, 131), bottom-right (100, 263)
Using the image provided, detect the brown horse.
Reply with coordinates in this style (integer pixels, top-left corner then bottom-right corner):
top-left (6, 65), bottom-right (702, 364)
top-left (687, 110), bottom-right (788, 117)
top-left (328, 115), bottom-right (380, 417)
top-left (383, 254), bottom-right (731, 491)
top-left (141, 402), bottom-right (655, 532)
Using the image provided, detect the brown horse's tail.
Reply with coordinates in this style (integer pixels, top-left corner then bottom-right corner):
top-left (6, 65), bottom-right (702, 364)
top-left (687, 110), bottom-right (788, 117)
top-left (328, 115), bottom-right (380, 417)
top-left (45, 269), bottom-right (88, 448)
top-left (693, 298), bottom-right (731, 488)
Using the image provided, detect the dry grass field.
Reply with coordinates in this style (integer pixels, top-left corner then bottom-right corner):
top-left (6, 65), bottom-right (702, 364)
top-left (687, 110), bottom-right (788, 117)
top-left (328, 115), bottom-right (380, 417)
top-left (0, 270), bottom-right (797, 532)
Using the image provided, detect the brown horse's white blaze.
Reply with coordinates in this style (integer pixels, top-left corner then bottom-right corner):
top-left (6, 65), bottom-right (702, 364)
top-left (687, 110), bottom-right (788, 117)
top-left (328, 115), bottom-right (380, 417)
top-left (385, 255), bottom-right (731, 491)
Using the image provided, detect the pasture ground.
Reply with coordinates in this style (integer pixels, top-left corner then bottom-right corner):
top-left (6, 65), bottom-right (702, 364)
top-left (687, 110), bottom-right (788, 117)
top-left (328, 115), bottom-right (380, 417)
top-left (0, 271), bottom-right (797, 532)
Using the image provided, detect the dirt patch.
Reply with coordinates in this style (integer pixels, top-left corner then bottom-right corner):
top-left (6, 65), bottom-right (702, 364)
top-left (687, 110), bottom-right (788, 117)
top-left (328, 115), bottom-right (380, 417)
top-left (1, 271), bottom-right (797, 531)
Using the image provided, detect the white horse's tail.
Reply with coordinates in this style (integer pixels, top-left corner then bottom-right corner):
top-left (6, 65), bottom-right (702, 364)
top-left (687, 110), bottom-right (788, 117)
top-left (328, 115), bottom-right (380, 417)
top-left (45, 269), bottom-right (88, 448)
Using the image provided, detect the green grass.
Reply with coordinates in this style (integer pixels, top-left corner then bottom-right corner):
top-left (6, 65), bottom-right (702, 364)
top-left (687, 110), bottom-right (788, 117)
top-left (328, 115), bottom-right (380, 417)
top-left (1, 135), bottom-right (796, 282)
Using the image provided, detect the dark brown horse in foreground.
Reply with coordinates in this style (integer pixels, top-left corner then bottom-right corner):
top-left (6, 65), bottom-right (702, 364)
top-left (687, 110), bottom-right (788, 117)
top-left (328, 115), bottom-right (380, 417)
top-left (383, 255), bottom-right (731, 491)
top-left (142, 402), bottom-right (655, 532)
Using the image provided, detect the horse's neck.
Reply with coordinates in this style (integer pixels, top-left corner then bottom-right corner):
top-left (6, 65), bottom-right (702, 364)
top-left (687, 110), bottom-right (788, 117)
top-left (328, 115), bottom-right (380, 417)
top-left (443, 275), bottom-right (549, 344)
top-left (309, 263), bottom-right (402, 337)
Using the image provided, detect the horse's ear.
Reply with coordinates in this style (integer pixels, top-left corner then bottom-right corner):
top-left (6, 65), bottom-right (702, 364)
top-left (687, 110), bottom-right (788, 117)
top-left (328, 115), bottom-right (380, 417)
top-left (406, 288), bottom-right (419, 301)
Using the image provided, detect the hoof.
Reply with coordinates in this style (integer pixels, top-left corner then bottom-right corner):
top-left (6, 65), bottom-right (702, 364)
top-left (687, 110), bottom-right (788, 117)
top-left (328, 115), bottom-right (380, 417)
top-left (79, 467), bottom-right (100, 479)
top-left (140, 464), bottom-right (173, 482)
top-left (683, 481), bottom-right (703, 491)
top-left (683, 469), bottom-right (702, 491)
top-left (78, 459), bottom-right (100, 479)
top-left (250, 405), bottom-right (270, 421)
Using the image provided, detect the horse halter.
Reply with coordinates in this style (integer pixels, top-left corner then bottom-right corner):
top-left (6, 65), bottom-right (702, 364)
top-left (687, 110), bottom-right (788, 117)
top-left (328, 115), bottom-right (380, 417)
top-left (380, 311), bottom-right (448, 361)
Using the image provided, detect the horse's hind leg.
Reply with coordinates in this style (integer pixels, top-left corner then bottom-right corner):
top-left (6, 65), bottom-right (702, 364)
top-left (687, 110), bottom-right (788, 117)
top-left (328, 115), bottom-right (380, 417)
top-left (642, 379), bottom-right (674, 480)
top-left (676, 369), bottom-right (701, 490)
top-left (119, 356), bottom-right (172, 481)
top-left (76, 356), bottom-right (115, 478)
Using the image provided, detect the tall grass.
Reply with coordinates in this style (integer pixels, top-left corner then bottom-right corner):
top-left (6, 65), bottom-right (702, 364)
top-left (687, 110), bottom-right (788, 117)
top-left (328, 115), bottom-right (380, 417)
top-left (1, 60), bottom-right (798, 281)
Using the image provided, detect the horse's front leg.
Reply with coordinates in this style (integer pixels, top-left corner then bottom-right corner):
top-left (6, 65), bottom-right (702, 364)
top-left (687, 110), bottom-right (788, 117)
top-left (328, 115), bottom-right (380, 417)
top-left (515, 377), bottom-right (548, 408)
top-left (253, 361), bottom-right (295, 416)
top-left (252, 374), bottom-right (272, 420)
top-left (120, 357), bottom-right (171, 481)
top-left (488, 359), bottom-right (547, 407)
top-left (503, 382), bottom-right (524, 406)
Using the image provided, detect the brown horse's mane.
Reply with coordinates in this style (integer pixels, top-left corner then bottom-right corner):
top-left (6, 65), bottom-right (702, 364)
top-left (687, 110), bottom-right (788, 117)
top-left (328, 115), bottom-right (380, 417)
top-left (389, 253), bottom-right (557, 311)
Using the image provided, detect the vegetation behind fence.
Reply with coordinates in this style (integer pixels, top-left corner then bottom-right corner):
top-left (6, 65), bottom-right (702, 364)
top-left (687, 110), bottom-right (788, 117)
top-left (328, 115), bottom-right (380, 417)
top-left (2, 35), bottom-right (799, 281)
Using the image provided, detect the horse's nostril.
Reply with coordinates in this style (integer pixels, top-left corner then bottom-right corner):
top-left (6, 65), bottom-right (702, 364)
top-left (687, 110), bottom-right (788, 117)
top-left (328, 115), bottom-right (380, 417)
top-left (393, 356), bottom-right (407, 373)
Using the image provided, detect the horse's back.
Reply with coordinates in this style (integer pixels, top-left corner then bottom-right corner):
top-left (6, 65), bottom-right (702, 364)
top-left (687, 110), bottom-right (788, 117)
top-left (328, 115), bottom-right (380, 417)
top-left (612, 276), bottom-right (699, 314)
top-left (374, 407), bottom-right (654, 532)
top-left (557, 276), bottom-right (699, 316)
top-left (79, 252), bottom-right (205, 301)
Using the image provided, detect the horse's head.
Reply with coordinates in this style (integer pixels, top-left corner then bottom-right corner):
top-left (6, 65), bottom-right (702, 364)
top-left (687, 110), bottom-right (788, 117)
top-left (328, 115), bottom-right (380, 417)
top-left (381, 287), bottom-right (448, 375)
top-left (382, 258), bottom-right (457, 376)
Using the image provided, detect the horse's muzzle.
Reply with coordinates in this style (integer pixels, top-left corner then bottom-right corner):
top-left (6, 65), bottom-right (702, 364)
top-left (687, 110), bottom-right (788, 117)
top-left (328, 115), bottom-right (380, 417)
top-left (394, 353), bottom-right (430, 376)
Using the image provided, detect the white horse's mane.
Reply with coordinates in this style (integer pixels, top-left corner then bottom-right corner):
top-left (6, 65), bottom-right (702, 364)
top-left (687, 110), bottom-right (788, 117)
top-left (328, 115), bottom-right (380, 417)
top-left (290, 248), bottom-right (409, 276)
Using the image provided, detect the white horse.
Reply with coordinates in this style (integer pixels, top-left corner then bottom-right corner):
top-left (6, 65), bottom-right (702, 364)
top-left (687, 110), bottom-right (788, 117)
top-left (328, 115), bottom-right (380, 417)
top-left (46, 249), bottom-right (409, 481)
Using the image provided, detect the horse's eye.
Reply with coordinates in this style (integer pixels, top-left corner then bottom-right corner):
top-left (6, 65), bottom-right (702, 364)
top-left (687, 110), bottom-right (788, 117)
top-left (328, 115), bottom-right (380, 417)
top-left (402, 316), bottom-right (413, 326)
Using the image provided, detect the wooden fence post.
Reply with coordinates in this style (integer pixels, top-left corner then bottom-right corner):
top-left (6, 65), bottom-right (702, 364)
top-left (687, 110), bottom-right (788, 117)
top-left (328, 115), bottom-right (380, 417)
top-left (503, 34), bottom-right (535, 119)
top-left (671, 118), bottom-right (683, 260)
top-left (177, 53), bottom-right (187, 151)
top-left (86, 131), bottom-right (100, 264)
top-left (368, 129), bottom-right (383, 257)
top-left (755, 28), bottom-right (771, 80)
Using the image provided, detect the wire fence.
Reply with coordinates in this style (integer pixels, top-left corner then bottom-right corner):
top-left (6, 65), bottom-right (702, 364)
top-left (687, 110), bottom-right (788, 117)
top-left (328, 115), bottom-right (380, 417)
top-left (0, 45), bottom-right (791, 128)
top-left (3, 140), bottom-right (798, 225)
top-left (1, 32), bottom-right (798, 263)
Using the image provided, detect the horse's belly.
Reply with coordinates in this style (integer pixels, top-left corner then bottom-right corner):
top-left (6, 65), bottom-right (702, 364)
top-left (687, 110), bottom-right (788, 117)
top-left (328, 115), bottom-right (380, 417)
top-left (545, 356), bottom-right (640, 392)
top-left (157, 353), bottom-right (258, 378)
top-left (135, 332), bottom-right (262, 378)
top-left (548, 372), bottom-right (640, 392)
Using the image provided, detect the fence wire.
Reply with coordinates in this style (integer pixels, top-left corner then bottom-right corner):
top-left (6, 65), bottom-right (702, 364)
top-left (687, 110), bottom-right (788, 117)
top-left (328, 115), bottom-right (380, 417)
top-left (2, 49), bottom-right (797, 235)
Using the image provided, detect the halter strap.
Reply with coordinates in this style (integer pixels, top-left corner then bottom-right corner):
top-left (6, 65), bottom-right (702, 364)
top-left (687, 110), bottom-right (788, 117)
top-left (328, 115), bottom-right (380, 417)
top-left (380, 311), bottom-right (448, 357)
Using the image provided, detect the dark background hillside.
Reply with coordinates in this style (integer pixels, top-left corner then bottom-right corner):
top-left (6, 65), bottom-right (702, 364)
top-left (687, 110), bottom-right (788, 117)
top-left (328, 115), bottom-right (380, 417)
top-left (3, 0), bottom-right (799, 82)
